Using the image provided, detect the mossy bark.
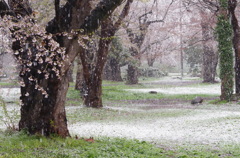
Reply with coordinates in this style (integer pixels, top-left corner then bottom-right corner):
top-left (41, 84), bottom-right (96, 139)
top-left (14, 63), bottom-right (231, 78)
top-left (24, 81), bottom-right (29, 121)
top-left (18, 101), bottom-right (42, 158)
top-left (216, 0), bottom-right (234, 101)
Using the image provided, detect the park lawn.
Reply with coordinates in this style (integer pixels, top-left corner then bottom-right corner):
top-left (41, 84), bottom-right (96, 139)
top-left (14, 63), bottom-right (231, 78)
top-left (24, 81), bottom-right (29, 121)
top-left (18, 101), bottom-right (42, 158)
top-left (0, 130), bottom-right (238, 158)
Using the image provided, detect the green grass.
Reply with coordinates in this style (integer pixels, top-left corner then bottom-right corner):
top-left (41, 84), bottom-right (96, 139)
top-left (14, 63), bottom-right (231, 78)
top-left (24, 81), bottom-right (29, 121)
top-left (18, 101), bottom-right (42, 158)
top-left (66, 82), bottom-right (218, 106)
top-left (0, 81), bottom-right (18, 87)
top-left (208, 99), bottom-right (230, 105)
top-left (0, 131), bottom-right (239, 158)
top-left (102, 80), bottom-right (125, 85)
top-left (0, 131), bottom-right (169, 158)
top-left (66, 86), bottom-right (82, 105)
top-left (103, 88), bottom-right (217, 101)
top-left (67, 106), bottom-right (194, 124)
top-left (102, 80), bottom-right (218, 101)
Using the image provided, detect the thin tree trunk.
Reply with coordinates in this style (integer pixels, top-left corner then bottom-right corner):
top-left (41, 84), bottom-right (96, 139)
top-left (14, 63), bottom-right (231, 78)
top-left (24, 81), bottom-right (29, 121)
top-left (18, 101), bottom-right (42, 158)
top-left (103, 60), bottom-right (112, 80)
top-left (229, 0), bottom-right (240, 94)
top-left (147, 56), bottom-right (155, 67)
top-left (111, 59), bottom-right (123, 81)
top-left (126, 46), bottom-right (140, 84)
top-left (127, 64), bottom-right (139, 84)
top-left (202, 47), bottom-right (216, 82)
top-left (104, 58), bottom-right (123, 81)
top-left (68, 64), bottom-right (74, 82)
top-left (75, 55), bottom-right (84, 90)
top-left (81, 19), bottom-right (112, 108)
top-left (200, 10), bottom-right (218, 83)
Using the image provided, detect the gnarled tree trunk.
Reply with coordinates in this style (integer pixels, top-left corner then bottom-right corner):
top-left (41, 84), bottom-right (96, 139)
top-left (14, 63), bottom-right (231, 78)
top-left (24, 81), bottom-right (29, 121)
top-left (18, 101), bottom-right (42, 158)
top-left (19, 72), bottom-right (70, 136)
top-left (1, 0), bottom-right (125, 137)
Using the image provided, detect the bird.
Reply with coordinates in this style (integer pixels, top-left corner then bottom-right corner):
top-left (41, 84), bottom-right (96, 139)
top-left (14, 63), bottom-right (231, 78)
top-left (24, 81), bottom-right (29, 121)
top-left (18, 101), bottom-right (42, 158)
top-left (191, 96), bottom-right (203, 105)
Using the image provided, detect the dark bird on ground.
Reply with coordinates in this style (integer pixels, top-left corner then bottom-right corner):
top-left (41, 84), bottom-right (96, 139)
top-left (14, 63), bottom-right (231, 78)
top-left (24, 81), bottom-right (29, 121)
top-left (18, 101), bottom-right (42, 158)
top-left (191, 96), bottom-right (203, 105)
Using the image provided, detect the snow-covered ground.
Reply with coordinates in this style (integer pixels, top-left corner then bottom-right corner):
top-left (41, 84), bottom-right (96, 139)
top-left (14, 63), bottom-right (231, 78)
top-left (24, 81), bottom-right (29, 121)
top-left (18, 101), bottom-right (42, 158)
top-left (2, 103), bottom-right (240, 146)
top-left (126, 85), bottom-right (221, 95)
top-left (68, 107), bottom-right (240, 146)
top-left (1, 78), bottom-right (239, 147)
top-left (126, 76), bottom-right (221, 95)
top-left (0, 88), bottom-right (20, 102)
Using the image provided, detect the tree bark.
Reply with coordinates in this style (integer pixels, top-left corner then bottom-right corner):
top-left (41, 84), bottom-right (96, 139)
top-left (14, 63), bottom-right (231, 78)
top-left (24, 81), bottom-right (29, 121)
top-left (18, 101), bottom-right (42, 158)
top-left (67, 64), bottom-right (74, 82)
top-left (104, 56), bottom-right (123, 81)
top-left (147, 56), bottom-right (155, 67)
top-left (19, 72), bottom-right (70, 136)
top-left (229, 0), bottom-right (240, 94)
top-left (80, 21), bottom-right (111, 107)
top-left (217, 0), bottom-right (234, 100)
top-left (125, 11), bottom-right (161, 84)
top-left (109, 58), bottom-right (123, 81)
top-left (75, 55), bottom-right (84, 90)
top-left (3, 0), bottom-right (69, 137)
top-left (78, 0), bottom-right (133, 107)
top-left (200, 10), bottom-right (218, 83)
top-left (127, 64), bottom-right (139, 84)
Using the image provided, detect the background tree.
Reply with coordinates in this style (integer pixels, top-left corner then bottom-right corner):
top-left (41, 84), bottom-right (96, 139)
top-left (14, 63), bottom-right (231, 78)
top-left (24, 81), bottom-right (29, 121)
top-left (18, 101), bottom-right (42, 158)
top-left (75, 55), bottom-right (84, 90)
top-left (124, 11), bottom-right (164, 84)
top-left (184, 38), bottom-right (203, 76)
top-left (229, 0), bottom-right (240, 94)
top-left (216, 0), bottom-right (234, 100)
top-left (200, 9), bottom-right (218, 83)
top-left (140, 34), bottom-right (170, 67)
top-left (124, 1), bottom-right (172, 84)
top-left (103, 37), bottom-right (129, 81)
top-left (76, 0), bottom-right (133, 108)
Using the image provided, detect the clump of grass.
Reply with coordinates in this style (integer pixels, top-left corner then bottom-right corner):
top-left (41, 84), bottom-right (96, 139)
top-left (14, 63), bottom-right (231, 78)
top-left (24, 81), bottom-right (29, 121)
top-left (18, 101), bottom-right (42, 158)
top-left (103, 88), bottom-right (166, 101)
top-left (67, 87), bottom-right (80, 100)
top-left (208, 99), bottom-right (229, 104)
top-left (0, 131), bottom-right (168, 158)
top-left (0, 97), bottom-right (18, 130)
top-left (66, 86), bottom-right (83, 106)
top-left (0, 81), bottom-right (18, 87)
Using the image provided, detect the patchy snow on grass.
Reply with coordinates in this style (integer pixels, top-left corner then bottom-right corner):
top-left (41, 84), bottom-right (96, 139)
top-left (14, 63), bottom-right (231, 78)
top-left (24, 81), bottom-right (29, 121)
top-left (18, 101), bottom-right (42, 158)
top-left (0, 88), bottom-right (20, 102)
top-left (0, 104), bottom-right (20, 130)
top-left (126, 84), bottom-right (221, 95)
top-left (0, 78), bottom-right (239, 147)
top-left (127, 76), bottom-right (221, 95)
top-left (69, 109), bottom-right (240, 146)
